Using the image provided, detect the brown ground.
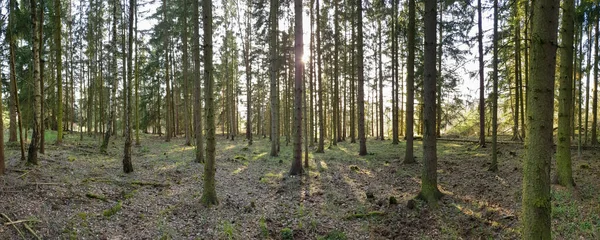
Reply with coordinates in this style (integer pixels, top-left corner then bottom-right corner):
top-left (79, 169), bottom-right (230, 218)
top-left (0, 133), bottom-right (598, 239)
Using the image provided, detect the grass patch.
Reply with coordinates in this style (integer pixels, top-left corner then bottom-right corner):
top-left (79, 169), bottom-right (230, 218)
top-left (103, 201), bottom-right (122, 217)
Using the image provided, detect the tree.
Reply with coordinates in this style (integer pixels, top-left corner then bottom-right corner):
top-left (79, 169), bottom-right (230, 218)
top-left (489, 0), bottom-right (499, 172)
top-left (27, 0), bottom-right (42, 165)
top-left (122, 0), bottom-right (135, 173)
top-left (269, 0), bottom-right (280, 156)
top-left (315, 0), bottom-right (325, 153)
top-left (243, 0), bottom-right (253, 145)
top-left (477, 0), bottom-right (485, 148)
top-left (164, 0), bottom-right (172, 142)
top-left (521, 0), bottom-right (559, 237)
top-left (556, 0), bottom-right (575, 187)
top-left (403, 0), bottom-right (416, 164)
top-left (54, 0), bottom-right (63, 144)
top-left (356, 0), bottom-right (366, 156)
top-left (9, 0), bottom-right (25, 161)
top-left (417, 0), bottom-right (442, 204)
top-left (201, 0), bottom-right (218, 206)
top-left (193, 0), bottom-right (204, 163)
top-left (290, 0), bottom-right (304, 176)
top-left (101, 0), bottom-right (120, 154)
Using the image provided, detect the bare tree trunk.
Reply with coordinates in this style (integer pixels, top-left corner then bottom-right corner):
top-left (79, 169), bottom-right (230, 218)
top-left (357, 0), bottom-right (367, 156)
top-left (27, 0), bottom-right (42, 165)
top-left (122, 0), bottom-right (135, 174)
top-left (404, 0), bottom-right (416, 164)
top-left (290, 0), bottom-right (304, 175)
top-left (193, 0), bottom-right (204, 163)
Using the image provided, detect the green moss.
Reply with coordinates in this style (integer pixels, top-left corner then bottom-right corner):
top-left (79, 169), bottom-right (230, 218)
top-left (85, 193), bottom-right (107, 202)
top-left (317, 230), bottom-right (347, 240)
top-left (103, 201), bottom-right (122, 217)
top-left (280, 228), bottom-right (293, 240)
top-left (344, 211), bottom-right (385, 220)
top-left (259, 217), bottom-right (269, 238)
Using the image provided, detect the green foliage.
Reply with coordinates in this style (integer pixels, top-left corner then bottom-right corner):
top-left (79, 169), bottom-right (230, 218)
top-left (221, 221), bottom-right (236, 240)
top-left (317, 230), bottom-right (347, 240)
top-left (280, 228), bottom-right (293, 240)
top-left (103, 201), bottom-right (122, 217)
top-left (258, 217), bottom-right (269, 238)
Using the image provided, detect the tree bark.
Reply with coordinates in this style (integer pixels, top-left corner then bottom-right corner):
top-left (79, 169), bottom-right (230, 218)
top-left (556, 0), bottom-right (575, 187)
top-left (357, 0), bottom-right (367, 156)
top-left (404, 0), bottom-right (416, 164)
top-left (201, 0), bottom-right (218, 206)
top-left (521, 0), bottom-right (559, 237)
top-left (290, 0), bottom-right (304, 175)
top-left (489, 0), bottom-right (499, 172)
top-left (27, 0), bottom-right (42, 165)
top-left (417, 0), bottom-right (442, 203)
top-left (270, 0), bottom-right (280, 156)
top-left (122, 0), bottom-right (135, 173)
top-left (193, 0), bottom-right (204, 163)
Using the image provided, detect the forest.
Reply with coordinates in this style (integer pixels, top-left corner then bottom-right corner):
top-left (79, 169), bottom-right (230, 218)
top-left (0, 0), bottom-right (599, 238)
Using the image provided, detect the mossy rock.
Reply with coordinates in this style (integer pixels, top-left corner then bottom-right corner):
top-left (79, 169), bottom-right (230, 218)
top-left (280, 227), bottom-right (293, 240)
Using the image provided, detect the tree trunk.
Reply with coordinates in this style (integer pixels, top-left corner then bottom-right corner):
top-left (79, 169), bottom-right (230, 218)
top-left (404, 0), bottom-right (416, 164)
top-left (489, 0), bottom-right (499, 172)
top-left (101, 0), bottom-right (119, 154)
top-left (357, 0), bottom-right (367, 156)
top-left (477, 0), bottom-right (485, 147)
top-left (417, 0), bottom-right (442, 204)
top-left (122, 0), bottom-right (135, 174)
top-left (27, 0), bottom-right (42, 165)
top-left (290, 0), bottom-right (304, 175)
top-left (270, 0), bottom-right (280, 156)
top-left (54, 0), bottom-right (63, 144)
top-left (378, 19), bottom-right (384, 141)
top-left (315, 0), bottom-right (325, 152)
top-left (521, 0), bottom-right (559, 237)
top-left (201, 0), bottom-right (218, 206)
top-left (193, 0), bottom-right (204, 163)
top-left (592, 20), bottom-right (599, 145)
top-left (9, 0), bottom-right (25, 160)
top-left (556, 0), bottom-right (575, 187)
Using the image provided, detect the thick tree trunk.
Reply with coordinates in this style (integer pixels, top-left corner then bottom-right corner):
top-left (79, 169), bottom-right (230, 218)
top-left (27, 0), bottom-right (42, 165)
top-left (521, 0), bottom-right (559, 237)
top-left (556, 0), bottom-right (575, 187)
top-left (201, 0), bottom-right (218, 206)
top-left (417, 0), bottom-right (442, 203)
top-left (290, 0), bottom-right (303, 175)
top-left (55, 0), bottom-right (63, 144)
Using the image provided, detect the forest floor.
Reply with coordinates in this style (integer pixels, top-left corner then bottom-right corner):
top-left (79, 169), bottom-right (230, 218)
top-left (0, 132), bottom-right (599, 239)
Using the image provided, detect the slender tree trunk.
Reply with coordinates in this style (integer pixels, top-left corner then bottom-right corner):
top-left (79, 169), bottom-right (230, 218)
top-left (593, 20), bottom-right (599, 145)
top-left (404, 0), bottom-right (416, 164)
top-left (54, 0), bottom-right (63, 144)
top-left (134, 1), bottom-right (140, 146)
top-left (556, 0), bottom-right (575, 187)
top-left (123, 0), bottom-right (135, 174)
top-left (244, 1), bottom-right (253, 145)
top-left (9, 0), bottom-right (25, 160)
top-left (101, 0), bottom-right (119, 154)
top-left (477, 0), bottom-right (485, 147)
top-left (315, 0), bottom-right (325, 152)
top-left (357, 0), bottom-right (367, 156)
top-left (39, 2), bottom-right (45, 154)
top-left (436, 4), bottom-right (443, 138)
top-left (489, 0), bottom-right (499, 172)
top-left (378, 20), bottom-right (384, 141)
top-left (28, 0), bottom-right (42, 165)
top-left (585, 23), bottom-right (591, 145)
top-left (521, 0), bottom-right (559, 237)
top-left (193, 0), bottom-right (204, 163)
top-left (417, 0), bottom-right (442, 204)
top-left (270, 0), bottom-right (280, 156)
top-left (201, 0), bottom-right (218, 206)
top-left (290, 0), bottom-right (304, 175)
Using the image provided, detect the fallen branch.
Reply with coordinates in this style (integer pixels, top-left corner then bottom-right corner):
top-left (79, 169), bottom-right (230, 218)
top-left (85, 193), bottom-right (108, 202)
top-left (1, 213), bottom-right (25, 239)
top-left (23, 223), bottom-right (41, 240)
top-left (130, 181), bottom-right (170, 187)
top-left (4, 219), bottom-right (41, 226)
